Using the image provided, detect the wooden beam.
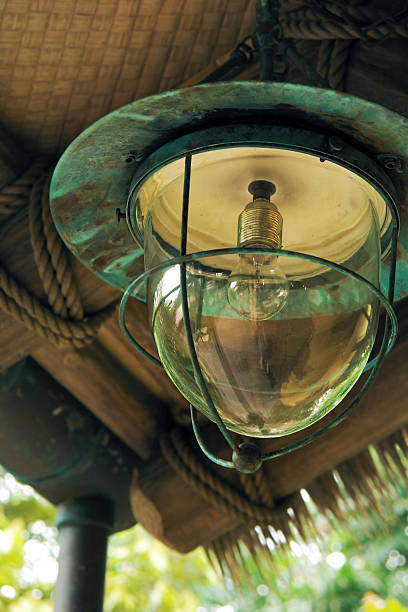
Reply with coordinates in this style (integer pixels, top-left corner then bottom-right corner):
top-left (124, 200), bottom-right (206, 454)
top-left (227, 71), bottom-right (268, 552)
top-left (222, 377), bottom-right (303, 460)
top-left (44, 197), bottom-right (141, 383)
top-left (131, 336), bottom-right (408, 552)
top-left (131, 451), bottom-right (241, 553)
top-left (0, 319), bottom-right (43, 371)
top-left (97, 299), bottom-right (189, 415)
top-left (33, 338), bottom-right (171, 460)
top-left (0, 182), bottom-right (176, 459)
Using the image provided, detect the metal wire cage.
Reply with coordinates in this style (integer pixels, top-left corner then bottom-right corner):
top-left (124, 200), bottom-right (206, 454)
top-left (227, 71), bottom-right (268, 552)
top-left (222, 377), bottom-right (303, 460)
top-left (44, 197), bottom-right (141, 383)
top-left (42, 0), bottom-right (406, 474)
top-left (119, 136), bottom-right (400, 474)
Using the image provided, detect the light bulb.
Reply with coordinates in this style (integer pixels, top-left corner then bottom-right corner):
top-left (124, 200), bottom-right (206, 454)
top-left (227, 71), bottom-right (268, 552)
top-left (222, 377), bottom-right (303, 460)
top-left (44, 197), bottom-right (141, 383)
top-left (227, 253), bottom-right (289, 320)
top-left (226, 179), bottom-right (288, 320)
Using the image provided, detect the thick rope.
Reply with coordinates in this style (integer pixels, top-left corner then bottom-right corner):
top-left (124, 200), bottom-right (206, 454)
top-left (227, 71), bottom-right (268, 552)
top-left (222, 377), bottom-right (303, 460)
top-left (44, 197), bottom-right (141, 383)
top-left (281, 1), bottom-right (407, 90)
top-left (0, 264), bottom-right (114, 347)
top-left (239, 466), bottom-right (275, 509)
top-left (29, 171), bottom-right (84, 321)
top-left (161, 428), bottom-right (277, 524)
top-left (0, 160), bottom-right (116, 348)
top-left (316, 38), bottom-right (352, 90)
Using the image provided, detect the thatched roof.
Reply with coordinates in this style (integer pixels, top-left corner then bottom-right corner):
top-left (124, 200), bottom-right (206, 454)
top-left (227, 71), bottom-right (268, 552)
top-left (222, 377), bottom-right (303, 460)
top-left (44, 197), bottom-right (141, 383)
top-left (1, 0), bottom-right (408, 573)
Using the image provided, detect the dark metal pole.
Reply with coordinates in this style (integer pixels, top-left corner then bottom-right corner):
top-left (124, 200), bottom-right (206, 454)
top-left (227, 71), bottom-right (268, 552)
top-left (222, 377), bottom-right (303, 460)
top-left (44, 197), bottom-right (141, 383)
top-left (54, 496), bottom-right (114, 612)
top-left (199, 37), bottom-right (255, 84)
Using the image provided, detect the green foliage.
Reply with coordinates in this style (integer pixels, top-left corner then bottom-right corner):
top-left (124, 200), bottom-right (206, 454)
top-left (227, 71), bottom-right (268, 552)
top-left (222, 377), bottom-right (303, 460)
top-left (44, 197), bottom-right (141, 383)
top-left (0, 469), bottom-right (217, 612)
top-left (0, 469), bottom-right (56, 611)
top-left (361, 593), bottom-right (408, 611)
top-left (104, 527), bottom-right (217, 612)
top-left (1, 466), bottom-right (408, 612)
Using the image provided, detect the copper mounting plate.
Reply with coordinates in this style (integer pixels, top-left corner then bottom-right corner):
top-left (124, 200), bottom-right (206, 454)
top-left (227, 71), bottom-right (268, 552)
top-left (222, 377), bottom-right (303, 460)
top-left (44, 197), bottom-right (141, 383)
top-left (50, 82), bottom-right (408, 291)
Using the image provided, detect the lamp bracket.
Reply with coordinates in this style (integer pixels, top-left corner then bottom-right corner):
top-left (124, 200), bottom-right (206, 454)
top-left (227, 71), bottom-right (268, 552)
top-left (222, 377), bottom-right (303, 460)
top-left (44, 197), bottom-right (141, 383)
top-left (254, 0), bottom-right (326, 86)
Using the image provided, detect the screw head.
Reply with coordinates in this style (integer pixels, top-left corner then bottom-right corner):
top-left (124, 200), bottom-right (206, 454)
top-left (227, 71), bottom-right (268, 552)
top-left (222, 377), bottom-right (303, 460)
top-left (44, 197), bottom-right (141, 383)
top-left (116, 208), bottom-right (126, 223)
top-left (328, 136), bottom-right (344, 152)
top-left (385, 157), bottom-right (403, 172)
top-left (232, 442), bottom-right (263, 474)
top-left (248, 180), bottom-right (276, 200)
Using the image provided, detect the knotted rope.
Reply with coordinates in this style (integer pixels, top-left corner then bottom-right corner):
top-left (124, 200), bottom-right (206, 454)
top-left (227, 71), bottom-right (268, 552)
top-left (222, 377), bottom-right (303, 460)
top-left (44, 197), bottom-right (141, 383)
top-left (0, 159), bottom-right (116, 348)
top-left (281, 1), bottom-right (408, 89)
top-left (29, 172), bottom-right (84, 322)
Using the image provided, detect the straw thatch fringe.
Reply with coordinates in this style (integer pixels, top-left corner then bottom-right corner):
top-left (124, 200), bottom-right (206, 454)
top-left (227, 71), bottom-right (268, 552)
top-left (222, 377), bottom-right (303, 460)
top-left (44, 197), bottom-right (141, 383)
top-left (205, 428), bottom-right (408, 579)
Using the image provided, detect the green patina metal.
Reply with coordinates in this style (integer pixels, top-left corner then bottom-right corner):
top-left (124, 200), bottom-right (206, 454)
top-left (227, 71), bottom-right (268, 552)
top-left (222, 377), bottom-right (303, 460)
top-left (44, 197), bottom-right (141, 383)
top-left (50, 82), bottom-right (408, 297)
top-left (48, 80), bottom-right (408, 472)
top-left (126, 122), bottom-right (398, 257)
top-left (0, 359), bottom-right (136, 531)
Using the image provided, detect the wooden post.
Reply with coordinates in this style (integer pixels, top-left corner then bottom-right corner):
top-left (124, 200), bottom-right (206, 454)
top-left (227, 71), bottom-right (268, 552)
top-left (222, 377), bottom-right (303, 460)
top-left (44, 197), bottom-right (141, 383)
top-left (33, 339), bottom-right (171, 460)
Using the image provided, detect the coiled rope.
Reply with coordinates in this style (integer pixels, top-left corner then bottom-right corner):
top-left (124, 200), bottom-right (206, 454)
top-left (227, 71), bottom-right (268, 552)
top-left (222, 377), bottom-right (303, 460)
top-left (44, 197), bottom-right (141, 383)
top-left (282, 1), bottom-right (408, 89)
top-left (0, 160), bottom-right (115, 348)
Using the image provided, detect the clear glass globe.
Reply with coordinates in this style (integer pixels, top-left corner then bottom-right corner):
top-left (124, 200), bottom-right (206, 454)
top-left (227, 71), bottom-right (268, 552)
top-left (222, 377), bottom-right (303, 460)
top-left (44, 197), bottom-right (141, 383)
top-left (147, 247), bottom-right (379, 438)
top-left (137, 147), bottom-right (387, 438)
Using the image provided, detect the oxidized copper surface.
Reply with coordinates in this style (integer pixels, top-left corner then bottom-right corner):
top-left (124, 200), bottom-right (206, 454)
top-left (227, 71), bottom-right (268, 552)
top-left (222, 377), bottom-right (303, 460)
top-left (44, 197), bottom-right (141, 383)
top-left (50, 81), bottom-right (408, 294)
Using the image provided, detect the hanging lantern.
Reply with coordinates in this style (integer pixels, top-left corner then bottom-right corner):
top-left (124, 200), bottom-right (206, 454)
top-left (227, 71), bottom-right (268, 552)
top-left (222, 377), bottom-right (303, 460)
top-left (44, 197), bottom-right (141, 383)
top-left (118, 116), bottom-right (398, 470)
top-left (48, 0), bottom-right (407, 473)
top-left (125, 123), bottom-right (397, 440)
top-left (49, 80), bottom-right (404, 472)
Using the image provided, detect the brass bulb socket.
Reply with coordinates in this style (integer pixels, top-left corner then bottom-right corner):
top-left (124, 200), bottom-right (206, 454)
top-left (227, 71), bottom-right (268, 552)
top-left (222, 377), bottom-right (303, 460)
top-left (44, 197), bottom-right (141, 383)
top-left (238, 198), bottom-right (283, 250)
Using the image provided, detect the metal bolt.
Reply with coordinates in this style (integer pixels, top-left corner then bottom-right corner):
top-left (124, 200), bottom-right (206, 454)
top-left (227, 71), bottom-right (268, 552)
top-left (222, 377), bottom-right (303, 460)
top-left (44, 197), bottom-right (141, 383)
top-left (328, 136), bottom-right (344, 152)
top-left (125, 150), bottom-right (144, 164)
top-left (116, 208), bottom-right (126, 223)
top-left (248, 179), bottom-right (276, 200)
top-left (232, 442), bottom-right (263, 474)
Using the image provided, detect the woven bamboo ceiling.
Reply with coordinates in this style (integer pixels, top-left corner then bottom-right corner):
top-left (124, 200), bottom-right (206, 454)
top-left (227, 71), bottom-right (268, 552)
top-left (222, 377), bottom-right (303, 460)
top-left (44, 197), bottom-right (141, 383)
top-left (0, 0), bottom-right (256, 154)
top-left (1, 0), bottom-right (408, 563)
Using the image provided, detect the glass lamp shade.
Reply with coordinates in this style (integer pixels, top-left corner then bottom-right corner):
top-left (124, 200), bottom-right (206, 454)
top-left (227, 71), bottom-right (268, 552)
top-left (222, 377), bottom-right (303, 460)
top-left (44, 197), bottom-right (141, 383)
top-left (132, 147), bottom-right (389, 437)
